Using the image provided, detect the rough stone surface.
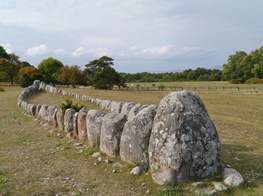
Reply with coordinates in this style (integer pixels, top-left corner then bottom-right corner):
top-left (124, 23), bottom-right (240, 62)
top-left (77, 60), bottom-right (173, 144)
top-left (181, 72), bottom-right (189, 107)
top-left (127, 103), bottom-right (142, 121)
top-left (77, 107), bottom-right (88, 140)
top-left (110, 101), bottom-right (123, 113)
top-left (223, 168), bottom-right (244, 187)
top-left (149, 90), bottom-right (221, 185)
top-left (121, 102), bottom-right (135, 116)
top-left (100, 113), bottom-right (127, 157)
top-left (73, 112), bottom-right (79, 136)
top-left (86, 110), bottom-right (105, 147)
top-left (64, 108), bottom-right (76, 133)
top-left (54, 108), bottom-right (64, 131)
top-left (47, 105), bottom-right (58, 125)
top-left (120, 105), bottom-right (157, 164)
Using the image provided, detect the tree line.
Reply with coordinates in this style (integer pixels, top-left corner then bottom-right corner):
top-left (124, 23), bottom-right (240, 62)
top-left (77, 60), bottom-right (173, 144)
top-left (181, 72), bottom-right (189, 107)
top-left (0, 45), bottom-right (125, 89)
top-left (1, 44), bottom-right (263, 88)
top-left (121, 68), bottom-right (222, 83)
top-left (222, 46), bottom-right (263, 83)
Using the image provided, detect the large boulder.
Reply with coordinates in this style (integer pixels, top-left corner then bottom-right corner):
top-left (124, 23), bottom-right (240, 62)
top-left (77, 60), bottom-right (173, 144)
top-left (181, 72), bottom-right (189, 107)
top-left (64, 108), bottom-right (76, 133)
top-left (86, 110), bottom-right (105, 147)
top-left (120, 104), bottom-right (157, 164)
top-left (77, 107), bottom-right (89, 140)
top-left (100, 113), bottom-right (127, 156)
top-left (149, 90), bottom-right (221, 185)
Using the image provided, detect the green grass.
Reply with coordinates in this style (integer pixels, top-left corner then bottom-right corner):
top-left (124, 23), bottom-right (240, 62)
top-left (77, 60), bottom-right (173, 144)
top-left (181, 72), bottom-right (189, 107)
top-left (1, 82), bottom-right (263, 195)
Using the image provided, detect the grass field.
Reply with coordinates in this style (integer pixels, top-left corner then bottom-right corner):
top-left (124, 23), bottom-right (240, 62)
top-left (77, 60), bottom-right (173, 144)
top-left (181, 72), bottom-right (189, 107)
top-left (0, 81), bottom-right (263, 195)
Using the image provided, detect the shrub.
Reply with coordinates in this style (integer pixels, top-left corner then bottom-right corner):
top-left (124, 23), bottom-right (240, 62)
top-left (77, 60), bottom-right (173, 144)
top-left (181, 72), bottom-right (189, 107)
top-left (59, 97), bottom-right (84, 115)
top-left (0, 87), bottom-right (4, 92)
top-left (245, 78), bottom-right (263, 84)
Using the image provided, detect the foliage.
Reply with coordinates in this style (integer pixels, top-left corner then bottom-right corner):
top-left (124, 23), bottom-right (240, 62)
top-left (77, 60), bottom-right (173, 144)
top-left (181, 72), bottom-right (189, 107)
top-left (85, 56), bottom-right (126, 89)
top-left (0, 52), bottom-right (21, 85)
top-left (56, 65), bottom-right (87, 87)
top-left (245, 78), bottom-right (263, 84)
top-left (222, 46), bottom-right (263, 83)
top-left (120, 68), bottom-right (222, 83)
top-left (59, 97), bottom-right (84, 115)
top-left (18, 66), bottom-right (43, 87)
top-left (159, 185), bottom-right (183, 196)
top-left (0, 87), bottom-right (4, 92)
top-left (84, 146), bottom-right (100, 156)
top-left (38, 57), bottom-right (63, 85)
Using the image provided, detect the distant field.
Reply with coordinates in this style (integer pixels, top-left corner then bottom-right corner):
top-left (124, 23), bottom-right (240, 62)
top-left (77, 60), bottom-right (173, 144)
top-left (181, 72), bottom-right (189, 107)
top-left (1, 82), bottom-right (263, 195)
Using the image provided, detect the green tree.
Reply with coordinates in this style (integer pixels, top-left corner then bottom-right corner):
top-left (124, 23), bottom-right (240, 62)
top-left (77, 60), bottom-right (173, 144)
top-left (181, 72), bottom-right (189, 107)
top-left (18, 66), bottom-right (43, 87)
top-left (0, 53), bottom-right (21, 85)
top-left (85, 56), bottom-right (125, 89)
top-left (56, 65), bottom-right (87, 87)
top-left (38, 57), bottom-right (63, 85)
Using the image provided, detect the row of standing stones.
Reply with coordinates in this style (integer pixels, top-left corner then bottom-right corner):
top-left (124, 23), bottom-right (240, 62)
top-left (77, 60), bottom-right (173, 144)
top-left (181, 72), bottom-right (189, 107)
top-left (17, 80), bottom-right (244, 192)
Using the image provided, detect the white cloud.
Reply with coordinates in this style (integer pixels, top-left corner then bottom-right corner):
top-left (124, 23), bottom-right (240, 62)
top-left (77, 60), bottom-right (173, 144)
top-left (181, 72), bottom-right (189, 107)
top-left (2, 43), bottom-right (13, 53)
top-left (72, 47), bottom-right (85, 57)
top-left (53, 48), bottom-right (66, 55)
top-left (25, 44), bottom-right (49, 56)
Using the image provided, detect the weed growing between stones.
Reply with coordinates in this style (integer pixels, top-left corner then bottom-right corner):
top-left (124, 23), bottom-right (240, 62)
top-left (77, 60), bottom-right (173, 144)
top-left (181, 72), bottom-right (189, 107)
top-left (84, 145), bottom-right (100, 156)
top-left (59, 97), bottom-right (84, 115)
top-left (159, 185), bottom-right (183, 196)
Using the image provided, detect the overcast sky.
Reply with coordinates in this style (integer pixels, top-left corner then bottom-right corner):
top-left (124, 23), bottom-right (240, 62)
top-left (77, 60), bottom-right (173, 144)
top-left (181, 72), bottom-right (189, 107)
top-left (1, 0), bottom-right (263, 73)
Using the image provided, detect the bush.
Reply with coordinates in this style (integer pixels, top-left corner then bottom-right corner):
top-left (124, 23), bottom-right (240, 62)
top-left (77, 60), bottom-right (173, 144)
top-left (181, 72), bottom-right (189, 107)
top-left (245, 78), bottom-right (263, 84)
top-left (59, 97), bottom-right (84, 115)
top-left (0, 87), bottom-right (4, 92)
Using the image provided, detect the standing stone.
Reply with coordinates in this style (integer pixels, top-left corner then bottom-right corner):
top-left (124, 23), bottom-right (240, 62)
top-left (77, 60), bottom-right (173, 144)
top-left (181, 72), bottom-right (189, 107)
top-left (47, 105), bottom-right (58, 125)
top-left (149, 90), bottom-right (221, 185)
top-left (127, 103), bottom-right (142, 121)
top-left (73, 112), bottom-right (79, 136)
top-left (120, 105), bottom-right (157, 164)
top-left (121, 102), bottom-right (135, 116)
top-left (86, 110), bottom-right (105, 147)
top-left (64, 108), bottom-right (76, 133)
top-left (54, 108), bottom-right (64, 131)
top-left (110, 101), bottom-right (124, 113)
top-left (100, 113), bottom-right (127, 157)
top-left (78, 107), bottom-right (89, 140)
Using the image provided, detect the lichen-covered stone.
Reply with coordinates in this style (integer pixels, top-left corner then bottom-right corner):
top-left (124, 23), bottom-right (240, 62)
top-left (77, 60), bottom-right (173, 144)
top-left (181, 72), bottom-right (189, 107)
top-left (121, 102), bottom-right (135, 116)
top-left (127, 103), bottom-right (142, 121)
top-left (110, 101), bottom-right (123, 113)
top-left (73, 112), bottom-right (78, 136)
top-left (86, 110), bottom-right (105, 147)
top-left (149, 90), bottom-right (221, 185)
top-left (78, 107), bottom-right (88, 140)
top-left (100, 113), bottom-right (127, 156)
top-left (120, 105), bottom-right (157, 164)
top-left (64, 108), bottom-right (76, 133)
top-left (54, 108), bottom-right (64, 131)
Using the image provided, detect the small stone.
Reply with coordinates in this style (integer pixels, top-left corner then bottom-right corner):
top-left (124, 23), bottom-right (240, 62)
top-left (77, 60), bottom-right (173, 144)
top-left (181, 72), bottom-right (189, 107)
top-left (94, 163), bottom-right (97, 166)
top-left (73, 142), bottom-right (83, 146)
top-left (66, 132), bottom-right (73, 138)
top-left (57, 133), bottom-right (63, 138)
top-left (141, 183), bottom-right (146, 186)
top-left (49, 130), bottom-right (57, 135)
top-left (92, 152), bottom-right (101, 158)
top-left (212, 181), bottom-right (227, 191)
top-left (192, 182), bottom-right (204, 187)
top-left (223, 168), bottom-right (244, 187)
top-left (77, 149), bottom-right (84, 154)
top-left (113, 162), bottom-right (124, 168)
top-left (98, 157), bottom-right (102, 162)
top-left (146, 189), bottom-right (150, 194)
top-left (130, 166), bottom-right (143, 175)
top-left (112, 170), bottom-right (117, 173)
top-left (105, 159), bottom-right (112, 164)
top-left (195, 188), bottom-right (216, 196)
